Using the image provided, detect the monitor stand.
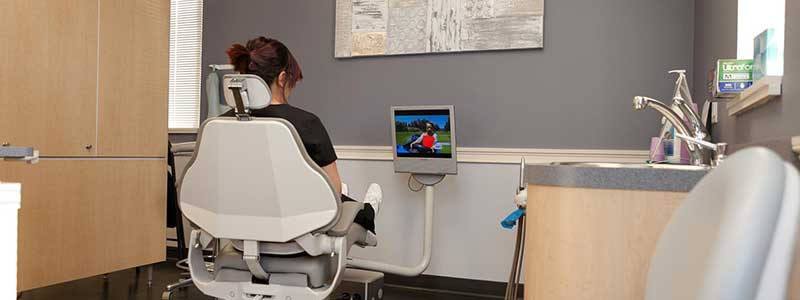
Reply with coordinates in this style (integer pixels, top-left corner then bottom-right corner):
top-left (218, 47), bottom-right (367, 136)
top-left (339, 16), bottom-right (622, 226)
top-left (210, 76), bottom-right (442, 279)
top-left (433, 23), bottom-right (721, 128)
top-left (411, 173), bottom-right (446, 186)
top-left (346, 173), bottom-right (445, 277)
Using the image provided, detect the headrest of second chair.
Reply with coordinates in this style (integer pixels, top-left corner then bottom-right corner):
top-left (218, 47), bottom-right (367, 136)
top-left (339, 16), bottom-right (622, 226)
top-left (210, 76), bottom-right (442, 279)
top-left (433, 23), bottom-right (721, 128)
top-left (222, 74), bottom-right (271, 115)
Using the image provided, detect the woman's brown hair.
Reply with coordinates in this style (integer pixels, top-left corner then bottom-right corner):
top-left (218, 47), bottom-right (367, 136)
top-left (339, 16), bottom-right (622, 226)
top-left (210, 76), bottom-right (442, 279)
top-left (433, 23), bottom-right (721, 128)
top-left (226, 37), bottom-right (303, 89)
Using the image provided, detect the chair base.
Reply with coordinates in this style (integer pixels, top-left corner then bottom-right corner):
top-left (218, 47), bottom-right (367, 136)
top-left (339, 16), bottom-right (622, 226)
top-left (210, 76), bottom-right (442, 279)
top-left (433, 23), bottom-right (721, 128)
top-left (333, 269), bottom-right (384, 300)
top-left (162, 278), bottom-right (193, 300)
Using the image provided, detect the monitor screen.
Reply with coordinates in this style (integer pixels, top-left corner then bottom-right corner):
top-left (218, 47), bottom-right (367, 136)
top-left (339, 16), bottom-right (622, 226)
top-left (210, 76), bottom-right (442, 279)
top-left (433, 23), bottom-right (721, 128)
top-left (393, 109), bottom-right (452, 159)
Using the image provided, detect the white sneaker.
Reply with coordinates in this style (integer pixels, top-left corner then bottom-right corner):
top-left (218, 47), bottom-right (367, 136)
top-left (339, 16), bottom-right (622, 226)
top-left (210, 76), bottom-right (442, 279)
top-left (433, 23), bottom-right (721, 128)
top-left (363, 231), bottom-right (378, 247)
top-left (363, 183), bottom-right (382, 215)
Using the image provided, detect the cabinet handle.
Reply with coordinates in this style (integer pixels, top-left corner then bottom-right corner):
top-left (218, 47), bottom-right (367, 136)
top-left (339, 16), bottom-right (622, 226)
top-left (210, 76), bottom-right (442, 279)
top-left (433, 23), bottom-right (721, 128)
top-left (85, 144), bottom-right (93, 150)
top-left (0, 145), bottom-right (37, 164)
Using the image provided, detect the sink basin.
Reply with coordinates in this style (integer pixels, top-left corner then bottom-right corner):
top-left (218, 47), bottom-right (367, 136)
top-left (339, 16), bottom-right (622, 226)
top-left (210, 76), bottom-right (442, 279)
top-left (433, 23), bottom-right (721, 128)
top-left (550, 161), bottom-right (710, 171)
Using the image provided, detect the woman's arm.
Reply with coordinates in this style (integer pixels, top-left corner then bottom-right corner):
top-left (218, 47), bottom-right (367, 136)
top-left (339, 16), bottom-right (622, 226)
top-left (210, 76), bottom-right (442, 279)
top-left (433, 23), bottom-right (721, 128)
top-left (322, 161), bottom-right (343, 197)
top-left (410, 135), bottom-right (424, 145)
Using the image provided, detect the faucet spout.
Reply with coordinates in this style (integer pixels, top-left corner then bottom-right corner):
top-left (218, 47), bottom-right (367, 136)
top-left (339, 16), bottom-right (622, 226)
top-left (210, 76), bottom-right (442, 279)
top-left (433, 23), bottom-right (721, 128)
top-left (633, 96), bottom-right (689, 135)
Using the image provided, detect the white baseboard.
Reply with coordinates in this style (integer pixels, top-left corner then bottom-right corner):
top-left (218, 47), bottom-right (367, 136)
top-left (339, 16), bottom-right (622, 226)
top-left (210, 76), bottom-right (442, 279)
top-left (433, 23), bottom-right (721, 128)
top-left (334, 145), bottom-right (650, 164)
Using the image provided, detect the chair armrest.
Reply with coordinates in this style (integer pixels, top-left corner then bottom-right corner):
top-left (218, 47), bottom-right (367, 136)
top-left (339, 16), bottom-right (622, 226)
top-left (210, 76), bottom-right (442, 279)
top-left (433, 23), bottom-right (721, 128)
top-left (171, 142), bottom-right (196, 153)
top-left (327, 201), bottom-right (363, 237)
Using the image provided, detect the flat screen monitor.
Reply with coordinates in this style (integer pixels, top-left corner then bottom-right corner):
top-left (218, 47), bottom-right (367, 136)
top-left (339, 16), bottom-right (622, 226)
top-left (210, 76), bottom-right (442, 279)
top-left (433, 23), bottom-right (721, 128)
top-left (391, 105), bottom-right (457, 175)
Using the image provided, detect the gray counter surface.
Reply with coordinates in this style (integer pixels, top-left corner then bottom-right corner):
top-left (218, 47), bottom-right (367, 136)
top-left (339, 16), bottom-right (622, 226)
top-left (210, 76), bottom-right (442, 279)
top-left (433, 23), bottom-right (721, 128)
top-left (524, 163), bottom-right (710, 192)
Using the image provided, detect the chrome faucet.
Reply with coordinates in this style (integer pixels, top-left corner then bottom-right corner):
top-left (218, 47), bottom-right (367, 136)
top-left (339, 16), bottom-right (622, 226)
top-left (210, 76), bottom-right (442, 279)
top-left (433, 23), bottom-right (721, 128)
top-left (633, 70), bottom-right (726, 167)
top-left (674, 133), bottom-right (728, 167)
top-left (668, 70), bottom-right (708, 141)
top-left (634, 96), bottom-right (704, 165)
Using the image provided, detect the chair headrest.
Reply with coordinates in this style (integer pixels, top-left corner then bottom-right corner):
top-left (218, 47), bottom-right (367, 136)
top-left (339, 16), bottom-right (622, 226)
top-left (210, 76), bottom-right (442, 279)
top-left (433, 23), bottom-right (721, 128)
top-left (222, 74), bottom-right (271, 114)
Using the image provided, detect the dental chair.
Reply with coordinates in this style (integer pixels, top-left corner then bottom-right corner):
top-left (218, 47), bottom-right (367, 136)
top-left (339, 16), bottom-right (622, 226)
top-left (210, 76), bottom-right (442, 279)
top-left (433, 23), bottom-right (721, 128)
top-left (646, 147), bottom-right (800, 300)
top-left (179, 74), bottom-right (376, 300)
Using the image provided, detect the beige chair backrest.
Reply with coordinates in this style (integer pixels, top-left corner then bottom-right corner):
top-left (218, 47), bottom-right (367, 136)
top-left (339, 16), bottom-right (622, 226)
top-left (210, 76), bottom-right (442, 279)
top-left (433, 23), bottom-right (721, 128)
top-left (646, 148), bottom-right (799, 300)
top-left (179, 117), bottom-right (340, 243)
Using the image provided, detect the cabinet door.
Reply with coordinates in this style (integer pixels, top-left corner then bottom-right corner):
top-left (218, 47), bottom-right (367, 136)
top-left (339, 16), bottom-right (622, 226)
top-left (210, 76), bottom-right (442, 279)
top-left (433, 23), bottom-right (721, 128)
top-left (0, 159), bottom-right (166, 291)
top-left (97, 0), bottom-right (169, 157)
top-left (0, 0), bottom-right (99, 156)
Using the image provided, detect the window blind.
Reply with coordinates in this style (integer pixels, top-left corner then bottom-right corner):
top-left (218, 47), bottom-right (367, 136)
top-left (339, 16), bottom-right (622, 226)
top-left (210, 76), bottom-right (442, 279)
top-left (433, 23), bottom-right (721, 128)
top-left (169, 0), bottom-right (203, 130)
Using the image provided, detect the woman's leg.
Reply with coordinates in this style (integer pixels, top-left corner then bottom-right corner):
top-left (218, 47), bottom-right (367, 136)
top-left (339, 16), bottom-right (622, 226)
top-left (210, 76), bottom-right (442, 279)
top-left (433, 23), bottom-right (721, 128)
top-left (341, 194), bottom-right (376, 233)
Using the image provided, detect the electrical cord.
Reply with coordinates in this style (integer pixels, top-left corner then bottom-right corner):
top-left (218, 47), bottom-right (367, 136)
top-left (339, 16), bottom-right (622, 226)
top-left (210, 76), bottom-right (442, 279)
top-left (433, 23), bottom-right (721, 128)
top-left (407, 175), bottom-right (425, 192)
top-left (514, 216), bottom-right (526, 297)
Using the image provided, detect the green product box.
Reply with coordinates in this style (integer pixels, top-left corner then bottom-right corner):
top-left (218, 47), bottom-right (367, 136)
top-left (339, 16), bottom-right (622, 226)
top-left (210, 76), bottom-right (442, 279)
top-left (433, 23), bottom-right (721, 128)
top-left (714, 59), bottom-right (753, 98)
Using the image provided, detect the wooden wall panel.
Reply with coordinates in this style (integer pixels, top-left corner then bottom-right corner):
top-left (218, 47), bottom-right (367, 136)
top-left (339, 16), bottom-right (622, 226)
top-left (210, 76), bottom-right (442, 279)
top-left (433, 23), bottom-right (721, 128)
top-left (98, 0), bottom-right (169, 157)
top-left (0, 160), bottom-right (166, 291)
top-left (0, 0), bottom-right (98, 156)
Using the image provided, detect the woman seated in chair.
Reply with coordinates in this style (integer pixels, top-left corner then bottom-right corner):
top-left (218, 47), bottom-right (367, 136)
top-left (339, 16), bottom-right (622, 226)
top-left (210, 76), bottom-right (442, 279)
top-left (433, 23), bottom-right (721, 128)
top-left (222, 36), bottom-right (381, 234)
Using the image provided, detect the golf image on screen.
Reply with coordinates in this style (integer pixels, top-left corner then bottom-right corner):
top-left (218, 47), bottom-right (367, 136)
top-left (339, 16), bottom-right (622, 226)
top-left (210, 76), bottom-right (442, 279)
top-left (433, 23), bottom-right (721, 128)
top-left (394, 109), bottom-right (452, 158)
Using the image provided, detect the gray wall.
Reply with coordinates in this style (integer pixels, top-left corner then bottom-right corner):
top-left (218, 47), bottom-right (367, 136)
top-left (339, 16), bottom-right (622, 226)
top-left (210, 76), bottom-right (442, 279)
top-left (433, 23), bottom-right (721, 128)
top-left (200, 0), bottom-right (695, 150)
top-left (693, 0), bottom-right (799, 150)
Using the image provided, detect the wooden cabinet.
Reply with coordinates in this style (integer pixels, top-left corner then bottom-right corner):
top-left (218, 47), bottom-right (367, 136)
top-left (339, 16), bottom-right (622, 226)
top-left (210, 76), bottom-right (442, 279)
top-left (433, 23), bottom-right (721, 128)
top-left (0, 160), bottom-right (166, 291)
top-left (524, 185), bottom-right (686, 300)
top-left (0, 0), bottom-right (169, 157)
top-left (0, 0), bottom-right (168, 292)
top-left (0, 0), bottom-right (99, 156)
top-left (98, 0), bottom-right (169, 157)
top-left (524, 184), bottom-right (800, 300)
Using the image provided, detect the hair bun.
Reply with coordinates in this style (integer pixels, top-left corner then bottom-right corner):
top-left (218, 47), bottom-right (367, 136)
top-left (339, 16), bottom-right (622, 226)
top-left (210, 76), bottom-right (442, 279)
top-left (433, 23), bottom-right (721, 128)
top-left (225, 43), bottom-right (251, 73)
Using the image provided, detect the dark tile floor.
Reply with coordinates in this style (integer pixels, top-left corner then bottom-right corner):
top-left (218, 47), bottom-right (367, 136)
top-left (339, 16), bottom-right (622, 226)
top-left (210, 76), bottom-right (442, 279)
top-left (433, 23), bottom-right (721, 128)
top-left (19, 261), bottom-right (498, 300)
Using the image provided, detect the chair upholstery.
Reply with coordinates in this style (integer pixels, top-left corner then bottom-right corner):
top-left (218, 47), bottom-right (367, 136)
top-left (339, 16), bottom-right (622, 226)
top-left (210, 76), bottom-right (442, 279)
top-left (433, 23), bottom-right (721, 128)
top-left (181, 118), bottom-right (340, 243)
top-left (221, 74), bottom-right (271, 110)
top-left (215, 243), bottom-right (335, 288)
top-left (646, 147), bottom-right (800, 300)
top-left (756, 162), bottom-right (800, 299)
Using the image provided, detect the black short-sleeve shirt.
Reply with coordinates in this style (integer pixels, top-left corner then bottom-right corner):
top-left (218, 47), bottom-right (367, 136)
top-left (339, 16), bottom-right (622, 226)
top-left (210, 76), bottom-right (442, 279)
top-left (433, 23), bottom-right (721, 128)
top-left (220, 105), bottom-right (338, 167)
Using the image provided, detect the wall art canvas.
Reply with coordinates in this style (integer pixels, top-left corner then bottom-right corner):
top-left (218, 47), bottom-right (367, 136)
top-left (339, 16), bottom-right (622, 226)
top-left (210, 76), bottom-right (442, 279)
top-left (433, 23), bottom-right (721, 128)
top-left (335, 0), bottom-right (544, 57)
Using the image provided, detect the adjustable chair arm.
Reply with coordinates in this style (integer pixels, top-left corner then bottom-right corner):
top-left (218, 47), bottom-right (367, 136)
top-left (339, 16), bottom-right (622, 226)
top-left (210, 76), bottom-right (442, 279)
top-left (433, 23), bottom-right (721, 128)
top-left (327, 201), bottom-right (364, 237)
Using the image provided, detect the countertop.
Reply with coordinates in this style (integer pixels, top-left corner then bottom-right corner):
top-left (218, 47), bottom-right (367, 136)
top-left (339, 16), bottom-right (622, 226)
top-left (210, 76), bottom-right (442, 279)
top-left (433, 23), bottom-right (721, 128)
top-left (524, 163), bottom-right (710, 192)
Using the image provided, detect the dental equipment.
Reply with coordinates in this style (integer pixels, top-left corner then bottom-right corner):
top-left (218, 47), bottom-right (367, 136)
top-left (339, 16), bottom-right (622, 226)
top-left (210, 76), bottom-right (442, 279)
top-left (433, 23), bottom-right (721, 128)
top-left (177, 74), bottom-right (378, 300)
top-left (206, 64), bottom-right (236, 119)
top-left (208, 64), bottom-right (234, 71)
top-left (502, 157), bottom-right (527, 300)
